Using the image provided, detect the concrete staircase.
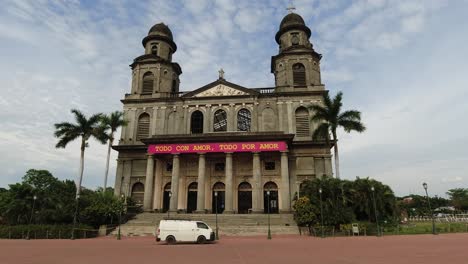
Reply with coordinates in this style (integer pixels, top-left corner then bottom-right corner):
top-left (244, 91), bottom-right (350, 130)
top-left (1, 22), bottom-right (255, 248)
top-left (112, 213), bottom-right (299, 236)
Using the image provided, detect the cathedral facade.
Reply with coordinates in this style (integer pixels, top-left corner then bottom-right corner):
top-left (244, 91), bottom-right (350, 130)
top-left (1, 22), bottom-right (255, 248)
top-left (113, 12), bottom-right (332, 214)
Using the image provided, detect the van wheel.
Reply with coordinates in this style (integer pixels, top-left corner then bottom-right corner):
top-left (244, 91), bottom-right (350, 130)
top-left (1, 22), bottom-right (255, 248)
top-left (166, 236), bottom-right (176, 245)
top-left (197, 235), bottom-right (206, 244)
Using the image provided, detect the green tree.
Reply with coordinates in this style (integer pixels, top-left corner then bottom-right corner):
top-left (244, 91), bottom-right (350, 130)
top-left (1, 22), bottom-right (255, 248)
top-left (100, 111), bottom-right (127, 190)
top-left (447, 188), bottom-right (468, 210)
top-left (296, 177), bottom-right (397, 228)
top-left (79, 189), bottom-right (123, 227)
top-left (300, 178), bottom-right (355, 227)
top-left (293, 197), bottom-right (319, 227)
top-left (350, 177), bottom-right (396, 223)
top-left (308, 91), bottom-right (366, 178)
top-left (0, 169), bottom-right (76, 225)
top-left (54, 109), bottom-right (106, 197)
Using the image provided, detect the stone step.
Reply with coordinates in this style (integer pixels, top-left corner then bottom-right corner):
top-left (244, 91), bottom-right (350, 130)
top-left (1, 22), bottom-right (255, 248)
top-left (112, 225), bottom-right (299, 236)
top-left (112, 212), bottom-right (298, 237)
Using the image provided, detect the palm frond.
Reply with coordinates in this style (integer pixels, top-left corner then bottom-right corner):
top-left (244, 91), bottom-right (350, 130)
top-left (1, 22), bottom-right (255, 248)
top-left (53, 122), bottom-right (79, 137)
top-left (338, 120), bottom-right (366, 133)
top-left (55, 133), bottom-right (80, 148)
top-left (71, 109), bottom-right (87, 128)
top-left (338, 110), bottom-right (361, 121)
top-left (312, 123), bottom-right (330, 143)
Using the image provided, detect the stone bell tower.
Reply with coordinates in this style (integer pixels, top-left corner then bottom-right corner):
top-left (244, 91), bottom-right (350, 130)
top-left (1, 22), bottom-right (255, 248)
top-left (129, 23), bottom-right (182, 97)
top-left (271, 12), bottom-right (323, 92)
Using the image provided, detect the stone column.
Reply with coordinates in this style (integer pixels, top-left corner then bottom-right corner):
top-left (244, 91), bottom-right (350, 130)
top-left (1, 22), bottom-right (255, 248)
top-left (277, 102), bottom-right (284, 132)
top-left (169, 154), bottom-right (180, 212)
top-left (114, 160), bottom-right (124, 196)
top-left (122, 160), bottom-right (132, 199)
top-left (286, 101), bottom-right (293, 133)
top-left (252, 152), bottom-right (263, 213)
top-left (224, 153), bottom-right (234, 213)
top-left (280, 151), bottom-right (291, 212)
top-left (195, 153), bottom-right (206, 213)
top-left (143, 154), bottom-right (155, 211)
top-left (151, 107), bottom-right (158, 136)
top-left (153, 158), bottom-right (163, 211)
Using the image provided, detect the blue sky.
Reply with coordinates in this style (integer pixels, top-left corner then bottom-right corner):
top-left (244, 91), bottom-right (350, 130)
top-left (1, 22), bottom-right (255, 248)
top-left (0, 0), bottom-right (467, 197)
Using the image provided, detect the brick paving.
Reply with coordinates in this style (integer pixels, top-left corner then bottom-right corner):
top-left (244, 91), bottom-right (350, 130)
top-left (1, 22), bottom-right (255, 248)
top-left (1, 234), bottom-right (467, 264)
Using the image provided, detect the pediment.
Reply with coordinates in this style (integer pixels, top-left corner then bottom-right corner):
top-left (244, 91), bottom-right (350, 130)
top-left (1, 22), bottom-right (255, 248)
top-left (182, 79), bottom-right (258, 98)
top-left (194, 84), bottom-right (248, 97)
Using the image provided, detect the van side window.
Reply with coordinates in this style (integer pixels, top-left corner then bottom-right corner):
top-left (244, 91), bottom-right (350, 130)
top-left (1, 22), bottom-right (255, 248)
top-left (197, 222), bottom-right (208, 229)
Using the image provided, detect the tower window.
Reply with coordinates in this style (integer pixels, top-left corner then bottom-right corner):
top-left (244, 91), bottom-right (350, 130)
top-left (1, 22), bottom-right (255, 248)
top-left (237, 108), bottom-right (251, 132)
top-left (295, 107), bottom-right (310, 137)
top-left (213, 109), bottom-right (227, 132)
top-left (190, 110), bottom-right (204, 134)
top-left (142, 72), bottom-right (154, 94)
top-left (293, 63), bottom-right (306, 86)
top-left (151, 44), bottom-right (158, 55)
top-left (136, 113), bottom-right (150, 140)
top-left (171, 79), bottom-right (177, 93)
top-left (291, 33), bottom-right (300, 45)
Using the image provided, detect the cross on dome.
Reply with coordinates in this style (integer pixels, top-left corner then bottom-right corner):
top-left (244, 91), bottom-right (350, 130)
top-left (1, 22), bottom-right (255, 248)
top-left (286, 0), bottom-right (296, 13)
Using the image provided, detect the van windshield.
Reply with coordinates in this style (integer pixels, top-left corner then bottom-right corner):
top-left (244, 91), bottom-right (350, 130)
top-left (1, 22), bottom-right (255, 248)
top-left (197, 222), bottom-right (209, 229)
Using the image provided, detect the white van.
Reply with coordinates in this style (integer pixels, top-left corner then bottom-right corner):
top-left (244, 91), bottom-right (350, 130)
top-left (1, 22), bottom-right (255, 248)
top-left (156, 220), bottom-right (215, 244)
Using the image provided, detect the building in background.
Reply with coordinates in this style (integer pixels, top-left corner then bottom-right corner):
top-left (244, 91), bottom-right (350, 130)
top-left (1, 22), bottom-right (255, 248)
top-left (113, 12), bottom-right (332, 214)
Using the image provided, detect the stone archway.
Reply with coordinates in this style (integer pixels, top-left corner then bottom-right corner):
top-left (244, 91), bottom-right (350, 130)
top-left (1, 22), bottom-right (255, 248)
top-left (212, 182), bottom-right (225, 214)
top-left (264, 181), bottom-right (279, 214)
top-left (186, 182), bottom-right (198, 213)
top-left (238, 182), bottom-right (252, 214)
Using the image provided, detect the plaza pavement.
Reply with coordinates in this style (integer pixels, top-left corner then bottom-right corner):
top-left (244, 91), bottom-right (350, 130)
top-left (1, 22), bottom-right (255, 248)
top-left (1, 233), bottom-right (467, 264)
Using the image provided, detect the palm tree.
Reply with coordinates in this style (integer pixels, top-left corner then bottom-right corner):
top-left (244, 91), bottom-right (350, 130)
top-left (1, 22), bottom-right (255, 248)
top-left (309, 91), bottom-right (366, 179)
top-left (100, 111), bottom-right (127, 191)
top-left (54, 109), bottom-right (107, 197)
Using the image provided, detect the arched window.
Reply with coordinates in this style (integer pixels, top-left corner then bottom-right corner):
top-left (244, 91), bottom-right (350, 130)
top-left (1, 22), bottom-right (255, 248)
top-left (151, 44), bottom-right (158, 55)
top-left (190, 111), bottom-right (203, 134)
top-left (142, 72), bottom-right (154, 94)
top-left (295, 107), bottom-right (310, 137)
top-left (237, 108), bottom-right (251, 132)
top-left (136, 113), bottom-right (150, 140)
top-left (213, 109), bottom-right (227, 132)
top-left (213, 182), bottom-right (225, 191)
top-left (131, 182), bottom-right (144, 205)
top-left (293, 63), bottom-right (306, 86)
top-left (171, 79), bottom-right (177, 93)
top-left (264, 181), bottom-right (278, 191)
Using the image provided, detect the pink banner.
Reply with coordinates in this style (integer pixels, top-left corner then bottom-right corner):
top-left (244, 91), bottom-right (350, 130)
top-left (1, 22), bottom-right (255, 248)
top-left (148, 141), bottom-right (287, 154)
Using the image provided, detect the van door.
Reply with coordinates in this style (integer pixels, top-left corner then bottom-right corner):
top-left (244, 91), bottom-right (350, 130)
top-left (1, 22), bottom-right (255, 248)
top-left (196, 222), bottom-right (210, 240)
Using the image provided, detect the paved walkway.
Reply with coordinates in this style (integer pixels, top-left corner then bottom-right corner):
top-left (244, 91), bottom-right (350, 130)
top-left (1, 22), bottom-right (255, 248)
top-left (1, 234), bottom-right (468, 264)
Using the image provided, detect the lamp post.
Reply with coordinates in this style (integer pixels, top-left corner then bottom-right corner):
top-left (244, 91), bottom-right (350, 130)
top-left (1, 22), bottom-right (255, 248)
top-left (27, 195), bottom-right (37, 240)
top-left (371, 186), bottom-right (380, 237)
top-left (118, 194), bottom-right (124, 240)
top-left (71, 194), bottom-right (80, 240)
top-left (422, 182), bottom-right (436, 235)
top-left (319, 188), bottom-right (324, 238)
top-left (267, 190), bottom-right (271, 240)
top-left (214, 191), bottom-right (219, 240)
top-left (167, 191), bottom-right (172, 219)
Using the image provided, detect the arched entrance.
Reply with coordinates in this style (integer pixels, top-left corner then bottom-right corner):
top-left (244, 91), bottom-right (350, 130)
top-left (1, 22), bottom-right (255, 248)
top-left (238, 182), bottom-right (252, 214)
top-left (212, 182), bottom-right (225, 214)
top-left (264, 182), bottom-right (279, 214)
top-left (162, 183), bottom-right (171, 213)
top-left (186, 182), bottom-right (198, 213)
top-left (131, 182), bottom-right (144, 205)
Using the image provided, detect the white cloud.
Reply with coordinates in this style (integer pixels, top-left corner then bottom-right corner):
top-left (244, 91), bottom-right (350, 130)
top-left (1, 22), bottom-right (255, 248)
top-left (0, 0), bottom-right (467, 197)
